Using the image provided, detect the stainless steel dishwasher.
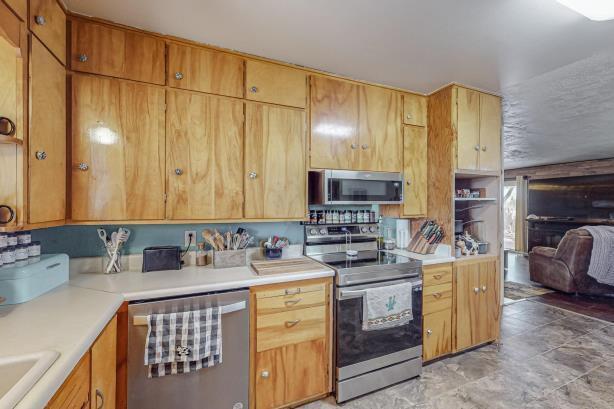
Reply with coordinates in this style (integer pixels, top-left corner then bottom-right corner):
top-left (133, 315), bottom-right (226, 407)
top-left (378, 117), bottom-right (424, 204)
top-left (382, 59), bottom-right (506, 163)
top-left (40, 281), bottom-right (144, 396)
top-left (127, 289), bottom-right (249, 409)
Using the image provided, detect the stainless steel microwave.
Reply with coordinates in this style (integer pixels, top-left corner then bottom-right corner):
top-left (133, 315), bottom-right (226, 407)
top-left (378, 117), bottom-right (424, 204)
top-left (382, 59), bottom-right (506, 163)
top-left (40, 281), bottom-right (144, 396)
top-left (308, 170), bottom-right (403, 205)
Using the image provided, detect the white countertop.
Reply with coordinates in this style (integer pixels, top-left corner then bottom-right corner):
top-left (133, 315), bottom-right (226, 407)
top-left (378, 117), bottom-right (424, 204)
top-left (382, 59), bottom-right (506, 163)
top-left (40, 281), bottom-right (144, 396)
top-left (388, 245), bottom-right (456, 265)
top-left (70, 263), bottom-right (335, 301)
top-left (0, 284), bottom-right (123, 409)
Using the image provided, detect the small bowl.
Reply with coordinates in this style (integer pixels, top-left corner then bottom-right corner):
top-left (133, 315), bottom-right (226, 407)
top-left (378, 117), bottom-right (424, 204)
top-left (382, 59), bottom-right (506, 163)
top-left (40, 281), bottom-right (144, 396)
top-left (264, 248), bottom-right (283, 259)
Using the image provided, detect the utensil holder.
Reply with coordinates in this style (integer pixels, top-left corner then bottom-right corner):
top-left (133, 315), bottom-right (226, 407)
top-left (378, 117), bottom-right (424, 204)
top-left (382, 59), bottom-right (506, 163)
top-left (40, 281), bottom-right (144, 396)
top-left (213, 249), bottom-right (246, 268)
top-left (407, 232), bottom-right (438, 255)
top-left (264, 248), bottom-right (283, 260)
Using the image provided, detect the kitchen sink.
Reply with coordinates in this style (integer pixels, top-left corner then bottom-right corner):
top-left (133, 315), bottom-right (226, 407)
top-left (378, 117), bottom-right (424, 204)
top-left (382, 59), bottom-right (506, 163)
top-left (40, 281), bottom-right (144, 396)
top-left (0, 351), bottom-right (59, 409)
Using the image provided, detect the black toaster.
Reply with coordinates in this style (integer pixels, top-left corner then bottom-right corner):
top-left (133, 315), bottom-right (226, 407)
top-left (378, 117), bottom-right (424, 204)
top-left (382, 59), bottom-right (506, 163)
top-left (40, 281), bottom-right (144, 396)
top-left (142, 246), bottom-right (182, 272)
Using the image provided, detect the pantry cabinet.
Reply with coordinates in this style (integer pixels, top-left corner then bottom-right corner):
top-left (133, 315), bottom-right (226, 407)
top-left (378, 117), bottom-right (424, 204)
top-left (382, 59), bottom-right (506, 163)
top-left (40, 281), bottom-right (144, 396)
top-left (167, 43), bottom-right (244, 98)
top-left (251, 278), bottom-right (332, 409)
top-left (71, 74), bottom-right (165, 221)
top-left (403, 93), bottom-right (427, 127)
top-left (28, 36), bottom-right (66, 224)
top-left (30, 0), bottom-right (66, 64)
top-left (244, 103), bottom-right (306, 219)
top-left (166, 90), bottom-right (244, 220)
top-left (310, 76), bottom-right (401, 172)
top-left (245, 60), bottom-right (307, 108)
top-left (456, 87), bottom-right (501, 172)
top-left (454, 257), bottom-right (500, 351)
top-left (70, 19), bottom-right (165, 85)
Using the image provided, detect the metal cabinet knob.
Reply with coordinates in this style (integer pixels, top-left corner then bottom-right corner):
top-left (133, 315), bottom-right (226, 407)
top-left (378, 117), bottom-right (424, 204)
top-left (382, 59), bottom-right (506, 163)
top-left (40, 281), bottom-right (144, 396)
top-left (35, 151), bottom-right (47, 160)
top-left (250, 86), bottom-right (258, 93)
top-left (406, 113), bottom-right (412, 120)
top-left (261, 370), bottom-right (270, 378)
top-left (175, 72), bottom-right (184, 80)
top-left (77, 162), bottom-right (89, 171)
top-left (406, 180), bottom-right (412, 186)
top-left (482, 146), bottom-right (487, 152)
top-left (482, 286), bottom-right (487, 292)
top-left (175, 168), bottom-right (183, 176)
top-left (34, 15), bottom-right (46, 25)
top-left (351, 143), bottom-right (358, 149)
top-left (361, 144), bottom-right (369, 150)
top-left (474, 145), bottom-right (480, 151)
top-left (248, 171), bottom-right (257, 179)
top-left (95, 389), bottom-right (104, 409)
top-left (426, 329), bottom-right (433, 336)
top-left (473, 287), bottom-right (480, 294)
top-left (78, 54), bottom-right (88, 63)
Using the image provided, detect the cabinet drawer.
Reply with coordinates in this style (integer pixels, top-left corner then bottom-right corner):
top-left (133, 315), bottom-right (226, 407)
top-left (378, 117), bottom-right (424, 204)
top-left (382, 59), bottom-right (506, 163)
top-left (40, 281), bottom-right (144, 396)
top-left (30, 0), bottom-right (66, 64)
top-left (423, 283), bottom-right (452, 315)
top-left (256, 306), bottom-right (326, 352)
top-left (257, 289), bottom-right (325, 314)
top-left (423, 264), bottom-right (453, 287)
top-left (245, 60), bottom-right (307, 108)
top-left (423, 309), bottom-right (452, 361)
top-left (71, 20), bottom-right (165, 84)
top-left (167, 43), bottom-right (244, 97)
top-left (255, 283), bottom-right (325, 300)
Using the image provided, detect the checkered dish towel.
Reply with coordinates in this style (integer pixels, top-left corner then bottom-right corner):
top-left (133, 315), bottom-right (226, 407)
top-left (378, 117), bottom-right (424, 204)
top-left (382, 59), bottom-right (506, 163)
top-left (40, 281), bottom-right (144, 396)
top-left (144, 308), bottom-right (222, 378)
top-left (362, 282), bottom-right (413, 331)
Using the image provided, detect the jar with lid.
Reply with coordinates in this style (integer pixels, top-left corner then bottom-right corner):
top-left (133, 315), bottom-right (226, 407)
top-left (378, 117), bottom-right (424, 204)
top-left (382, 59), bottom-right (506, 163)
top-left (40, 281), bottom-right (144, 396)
top-left (27, 241), bottom-right (41, 257)
top-left (196, 243), bottom-right (207, 266)
top-left (357, 210), bottom-right (364, 223)
top-left (332, 210), bottom-right (339, 224)
top-left (325, 211), bottom-right (332, 224)
top-left (6, 233), bottom-right (17, 246)
top-left (0, 233), bottom-right (7, 249)
top-left (15, 244), bottom-right (28, 261)
top-left (1, 246), bottom-right (16, 264)
top-left (17, 230), bottom-right (31, 245)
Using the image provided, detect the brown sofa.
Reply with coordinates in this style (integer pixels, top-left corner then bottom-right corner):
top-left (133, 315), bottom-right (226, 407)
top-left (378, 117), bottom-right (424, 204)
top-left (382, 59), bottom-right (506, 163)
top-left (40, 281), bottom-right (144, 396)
top-left (529, 228), bottom-right (614, 295)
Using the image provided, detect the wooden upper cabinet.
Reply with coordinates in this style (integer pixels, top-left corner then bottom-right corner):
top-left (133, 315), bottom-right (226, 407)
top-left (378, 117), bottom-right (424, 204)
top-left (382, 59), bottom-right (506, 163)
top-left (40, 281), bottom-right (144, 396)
top-left (4, 0), bottom-right (27, 20)
top-left (29, 36), bottom-right (66, 224)
top-left (478, 93), bottom-right (502, 171)
top-left (245, 103), bottom-right (306, 219)
top-left (403, 93), bottom-right (427, 127)
top-left (71, 75), bottom-right (165, 221)
top-left (310, 75), bottom-right (358, 170)
top-left (245, 60), bottom-right (307, 108)
top-left (456, 87), bottom-right (480, 170)
top-left (91, 316), bottom-right (117, 409)
top-left (29, 0), bottom-right (66, 65)
top-left (357, 85), bottom-right (402, 172)
top-left (166, 90), bottom-right (244, 220)
top-left (167, 43), bottom-right (244, 97)
top-left (71, 20), bottom-right (165, 84)
top-left (403, 125), bottom-right (427, 217)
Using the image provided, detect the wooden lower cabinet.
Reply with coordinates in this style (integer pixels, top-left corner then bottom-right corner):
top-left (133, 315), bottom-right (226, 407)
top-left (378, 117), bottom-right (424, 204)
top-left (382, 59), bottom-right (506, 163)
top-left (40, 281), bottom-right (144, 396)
top-left (422, 263), bottom-right (453, 362)
top-left (454, 257), bottom-right (501, 352)
top-left (251, 278), bottom-right (332, 409)
top-left (423, 309), bottom-right (452, 362)
top-left (46, 316), bottom-right (117, 409)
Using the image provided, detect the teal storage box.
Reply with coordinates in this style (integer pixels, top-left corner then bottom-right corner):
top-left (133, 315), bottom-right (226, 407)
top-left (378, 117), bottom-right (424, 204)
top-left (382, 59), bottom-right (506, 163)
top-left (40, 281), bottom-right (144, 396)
top-left (0, 254), bottom-right (69, 305)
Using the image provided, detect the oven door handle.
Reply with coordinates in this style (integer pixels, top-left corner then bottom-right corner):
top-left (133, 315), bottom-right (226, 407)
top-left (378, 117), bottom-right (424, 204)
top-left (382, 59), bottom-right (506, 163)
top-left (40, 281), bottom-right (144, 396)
top-left (338, 280), bottom-right (422, 300)
top-left (132, 300), bottom-right (247, 326)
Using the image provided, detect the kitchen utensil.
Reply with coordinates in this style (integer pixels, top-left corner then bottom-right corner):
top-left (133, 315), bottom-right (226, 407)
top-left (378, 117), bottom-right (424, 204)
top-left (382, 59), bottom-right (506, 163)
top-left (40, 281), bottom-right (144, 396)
top-left (106, 227), bottom-right (131, 274)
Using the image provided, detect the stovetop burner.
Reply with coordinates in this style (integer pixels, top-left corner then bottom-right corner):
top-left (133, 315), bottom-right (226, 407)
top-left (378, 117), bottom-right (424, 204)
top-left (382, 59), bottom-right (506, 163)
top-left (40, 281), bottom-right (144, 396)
top-left (309, 250), bottom-right (414, 268)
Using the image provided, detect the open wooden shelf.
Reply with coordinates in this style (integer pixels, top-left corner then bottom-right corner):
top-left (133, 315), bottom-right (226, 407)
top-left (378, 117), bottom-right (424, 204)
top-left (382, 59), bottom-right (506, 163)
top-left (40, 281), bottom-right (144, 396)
top-left (455, 197), bottom-right (497, 202)
top-left (0, 135), bottom-right (23, 145)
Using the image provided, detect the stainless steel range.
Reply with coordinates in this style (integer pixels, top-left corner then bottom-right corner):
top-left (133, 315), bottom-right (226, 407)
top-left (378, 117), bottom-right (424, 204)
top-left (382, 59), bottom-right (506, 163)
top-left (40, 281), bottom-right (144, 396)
top-left (305, 223), bottom-right (423, 403)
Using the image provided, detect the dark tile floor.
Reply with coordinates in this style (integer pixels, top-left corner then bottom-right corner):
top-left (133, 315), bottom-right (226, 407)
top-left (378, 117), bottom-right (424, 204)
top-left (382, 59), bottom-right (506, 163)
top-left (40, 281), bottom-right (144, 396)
top-left (300, 300), bottom-right (614, 409)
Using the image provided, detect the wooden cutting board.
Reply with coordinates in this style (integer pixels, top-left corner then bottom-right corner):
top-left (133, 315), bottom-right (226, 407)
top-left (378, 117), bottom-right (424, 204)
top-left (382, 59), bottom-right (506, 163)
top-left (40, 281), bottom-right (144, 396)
top-left (250, 257), bottom-right (327, 276)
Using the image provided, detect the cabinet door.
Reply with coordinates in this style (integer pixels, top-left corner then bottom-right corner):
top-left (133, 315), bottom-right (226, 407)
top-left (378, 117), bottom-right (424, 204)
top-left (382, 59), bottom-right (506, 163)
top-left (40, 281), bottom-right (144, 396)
top-left (255, 339), bottom-right (328, 409)
top-left (245, 103), bottom-right (305, 219)
top-left (71, 20), bottom-right (165, 85)
top-left (29, 36), bottom-right (65, 224)
top-left (480, 258), bottom-right (501, 341)
top-left (403, 125), bottom-right (427, 217)
top-left (309, 76), bottom-right (358, 170)
top-left (167, 43), bottom-right (244, 97)
top-left (423, 309), bottom-right (452, 361)
top-left (403, 93), bottom-right (427, 127)
top-left (71, 75), bottom-right (165, 221)
top-left (357, 85), bottom-right (402, 172)
top-left (29, 0), bottom-right (65, 65)
top-left (4, 0), bottom-right (26, 20)
top-left (478, 93), bottom-right (501, 171)
top-left (166, 90), bottom-right (244, 220)
top-left (456, 87), bottom-right (480, 170)
top-left (454, 261), bottom-right (482, 351)
top-left (246, 60), bottom-right (307, 108)
top-left (47, 352), bottom-right (91, 409)
top-left (91, 316), bottom-right (117, 409)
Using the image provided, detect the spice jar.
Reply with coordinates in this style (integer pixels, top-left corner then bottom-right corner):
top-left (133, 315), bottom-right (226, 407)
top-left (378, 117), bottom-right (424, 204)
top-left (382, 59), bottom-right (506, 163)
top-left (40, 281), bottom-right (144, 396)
top-left (0, 233), bottom-right (7, 248)
top-left (1, 246), bottom-right (16, 264)
top-left (6, 233), bottom-right (17, 246)
top-left (15, 244), bottom-right (29, 261)
top-left (196, 243), bottom-right (207, 266)
top-left (27, 241), bottom-right (41, 257)
top-left (17, 230), bottom-right (31, 245)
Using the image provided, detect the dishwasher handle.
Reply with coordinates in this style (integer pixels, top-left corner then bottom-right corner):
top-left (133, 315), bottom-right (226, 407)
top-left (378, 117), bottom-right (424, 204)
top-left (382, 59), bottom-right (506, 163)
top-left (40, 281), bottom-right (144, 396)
top-left (132, 300), bottom-right (247, 326)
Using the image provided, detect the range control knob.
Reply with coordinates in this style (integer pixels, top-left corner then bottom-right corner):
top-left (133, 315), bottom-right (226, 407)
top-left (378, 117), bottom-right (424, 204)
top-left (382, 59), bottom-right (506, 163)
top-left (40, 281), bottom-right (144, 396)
top-left (319, 228), bottom-right (327, 235)
top-left (360, 226), bottom-right (369, 233)
top-left (309, 228), bottom-right (318, 235)
top-left (369, 226), bottom-right (377, 233)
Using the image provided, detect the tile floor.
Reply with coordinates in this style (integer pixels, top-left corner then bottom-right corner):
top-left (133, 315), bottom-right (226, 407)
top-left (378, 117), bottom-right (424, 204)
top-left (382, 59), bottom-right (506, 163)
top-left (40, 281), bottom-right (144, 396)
top-left (300, 300), bottom-right (614, 409)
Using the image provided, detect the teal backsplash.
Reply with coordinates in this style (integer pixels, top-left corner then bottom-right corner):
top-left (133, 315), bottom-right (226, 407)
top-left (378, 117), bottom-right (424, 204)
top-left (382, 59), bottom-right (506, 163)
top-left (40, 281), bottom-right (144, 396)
top-left (32, 222), bottom-right (303, 258)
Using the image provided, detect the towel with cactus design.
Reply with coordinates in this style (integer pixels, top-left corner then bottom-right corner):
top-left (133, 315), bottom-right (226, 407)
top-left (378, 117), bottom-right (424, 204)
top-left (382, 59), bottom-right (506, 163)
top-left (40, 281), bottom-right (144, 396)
top-left (362, 282), bottom-right (413, 331)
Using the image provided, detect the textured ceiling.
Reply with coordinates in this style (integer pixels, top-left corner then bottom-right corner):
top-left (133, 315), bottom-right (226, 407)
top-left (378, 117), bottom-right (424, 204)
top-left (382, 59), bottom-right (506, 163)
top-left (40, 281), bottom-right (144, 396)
top-left (65, 0), bottom-right (614, 169)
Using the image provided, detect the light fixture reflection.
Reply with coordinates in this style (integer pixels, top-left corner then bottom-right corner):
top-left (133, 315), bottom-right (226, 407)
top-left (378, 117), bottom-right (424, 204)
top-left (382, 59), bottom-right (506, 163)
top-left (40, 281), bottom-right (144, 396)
top-left (89, 126), bottom-right (118, 145)
top-left (556, 0), bottom-right (614, 21)
top-left (313, 123), bottom-right (354, 138)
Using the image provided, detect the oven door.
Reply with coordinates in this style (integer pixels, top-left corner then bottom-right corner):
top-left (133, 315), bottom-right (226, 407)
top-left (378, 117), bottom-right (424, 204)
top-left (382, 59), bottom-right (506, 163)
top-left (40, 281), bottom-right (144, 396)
top-left (335, 278), bottom-right (422, 380)
top-left (326, 170), bottom-right (403, 204)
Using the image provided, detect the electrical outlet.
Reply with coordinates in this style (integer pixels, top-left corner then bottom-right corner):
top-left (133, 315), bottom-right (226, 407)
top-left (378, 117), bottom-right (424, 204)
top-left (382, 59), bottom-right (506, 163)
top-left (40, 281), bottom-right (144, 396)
top-left (184, 230), bottom-right (196, 247)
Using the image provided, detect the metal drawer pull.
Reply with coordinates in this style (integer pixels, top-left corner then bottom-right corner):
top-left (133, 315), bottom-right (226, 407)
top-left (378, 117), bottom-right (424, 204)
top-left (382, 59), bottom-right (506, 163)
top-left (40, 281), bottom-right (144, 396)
top-left (96, 389), bottom-right (104, 409)
top-left (432, 274), bottom-right (442, 280)
top-left (284, 298), bottom-right (302, 306)
top-left (432, 293), bottom-right (442, 299)
top-left (285, 288), bottom-right (301, 295)
top-left (132, 300), bottom-right (246, 326)
top-left (285, 319), bottom-right (301, 328)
